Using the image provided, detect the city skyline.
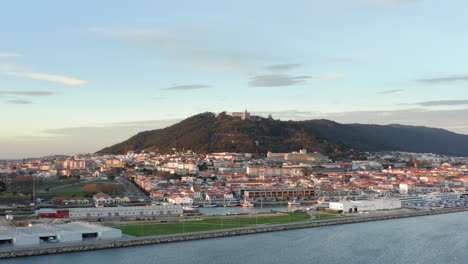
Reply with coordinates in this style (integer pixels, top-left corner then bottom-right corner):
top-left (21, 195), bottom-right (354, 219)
top-left (1, 0), bottom-right (468, 158)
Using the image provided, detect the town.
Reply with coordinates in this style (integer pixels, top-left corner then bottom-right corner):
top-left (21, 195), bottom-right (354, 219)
top-left (2, 137), bottom-right (468, 249)
top-left (1, 147), bottom-right (468, 213)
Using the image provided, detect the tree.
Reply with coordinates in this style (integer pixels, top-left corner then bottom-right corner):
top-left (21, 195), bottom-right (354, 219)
top-left (217, 111), bottom-right (228, 120)
top-left (82, 184), bottom-right (99, 195)
top-left (198, 163), bottom-right (208, 171)
top-left (68, 177), bottom-right (80, 184)
top-left (101, 184), bottom-right (123, 195)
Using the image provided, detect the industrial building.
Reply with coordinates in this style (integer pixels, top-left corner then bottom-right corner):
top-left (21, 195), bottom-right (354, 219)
top-left (68, 204), bottom-right (183, 219)
top-left (329, 199), bottom-right (402, 213)
top-left (0, 222), bottom-right (121, 247)
top-left (244, 188), bottom-right (315, 199)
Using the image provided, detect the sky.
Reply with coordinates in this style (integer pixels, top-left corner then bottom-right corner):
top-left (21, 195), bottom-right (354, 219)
top-left (1, 0), bottom-right (468, 159)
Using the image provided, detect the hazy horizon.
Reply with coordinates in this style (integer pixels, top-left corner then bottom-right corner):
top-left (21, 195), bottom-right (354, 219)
top-left (1, 110), bottom-right (468, 159)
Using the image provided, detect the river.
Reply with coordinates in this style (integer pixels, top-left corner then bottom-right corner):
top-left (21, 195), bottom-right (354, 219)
top-left (4, 211), bottom-right (468, 264)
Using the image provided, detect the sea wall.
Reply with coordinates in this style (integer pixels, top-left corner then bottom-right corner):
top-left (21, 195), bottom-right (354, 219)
top-left (2, 207), bottom-right (468, 259)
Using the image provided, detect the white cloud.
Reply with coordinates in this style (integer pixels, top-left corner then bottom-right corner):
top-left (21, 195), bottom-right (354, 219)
top-left (0, 53), bottom-right (23, 57)
top-left (447, 125), bottom-right (468, 129)
top-left (0, 90), bottom-right (54, 96)
top-left (310, 73), bottom-right (346, 80)
top-left (6, 99), bottom-right (32, 105)
top-left (249, 73), bottom-right (345, 87)
top-left (92, 27), bottom-right (272, 74)
top-left (372, 0), bottom-right (416, 4)
top-left (164, 84), bottom-right (209, 90)
top-left (6, 72), bottom-right (88, 85)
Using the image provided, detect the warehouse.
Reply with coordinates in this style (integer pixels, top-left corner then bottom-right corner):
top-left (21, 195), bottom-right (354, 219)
top-left (0, 222), bottom-right (121, 247)
top-left (329, 199), bottom-right (402, 213)
top-left (68, 204), bottom-right (183, 219)
top-left (244, 189), bottom-right (315, 199)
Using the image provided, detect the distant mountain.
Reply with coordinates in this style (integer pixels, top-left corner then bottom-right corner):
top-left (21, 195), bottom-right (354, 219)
top-left (0, 155), bottom-right (70, 162)
top-left (298, 120), bottom-right (468, 157)
top-left (346, 124), bottom-right (468, 157)
top-left (97, 112), bottom-right (468, 157)
top-left (97, 112), bottom-right (353, 157)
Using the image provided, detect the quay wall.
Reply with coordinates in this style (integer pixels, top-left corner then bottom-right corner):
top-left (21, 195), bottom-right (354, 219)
top-left (2, 207), bottom-right (468, 259)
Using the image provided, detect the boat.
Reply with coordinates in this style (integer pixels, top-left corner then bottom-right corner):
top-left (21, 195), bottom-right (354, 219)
top-left (240, 199), bottom-right (255, 207)
top-left (317, 197), bottom-right (330, 204)
top-left (288, 199), bottom-right (301, 206)
top-left (223, 200), bottom-right (238, 207)
top-left (203, 202), bottom-right (218, 208)
top-left (182, 206), bottom-right (199, 213)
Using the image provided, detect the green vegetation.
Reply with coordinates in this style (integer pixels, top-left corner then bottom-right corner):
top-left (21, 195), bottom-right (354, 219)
top-left (8, 176), bottom-right (81, 195)
top-left (314, 213), bottom-right (343, 220)
top-left (97, 112), bottom-right (352, 157)
top-left (48, 180), bottom-right (122, 197)
top-left (116, 212), bottom-right (310, 237)
top-left (0, 192), bottom-right (24, 198)
top-left (98, 111), bottom-right (468, 157)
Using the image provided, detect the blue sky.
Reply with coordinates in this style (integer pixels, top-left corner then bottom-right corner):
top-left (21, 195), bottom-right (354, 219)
top-left (1, 0), bottom-right (468, 158)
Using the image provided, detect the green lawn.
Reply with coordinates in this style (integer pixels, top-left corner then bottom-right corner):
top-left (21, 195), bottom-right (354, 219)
top-left (48, 180), bottom-right (117, 197)
top-left (0, 192), bottom-right (24, 198)
top-left (314, 213), bottom-right (343, 220)
top-left (117, 212), bottom-right (310, 237)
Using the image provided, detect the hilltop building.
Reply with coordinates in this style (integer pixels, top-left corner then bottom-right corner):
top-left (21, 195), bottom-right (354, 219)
top-left (230, 110), bottom-right (251, 120)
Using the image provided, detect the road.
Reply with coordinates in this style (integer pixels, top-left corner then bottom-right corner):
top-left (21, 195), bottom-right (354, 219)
top-left (118, 176), bottom-right (151, 201)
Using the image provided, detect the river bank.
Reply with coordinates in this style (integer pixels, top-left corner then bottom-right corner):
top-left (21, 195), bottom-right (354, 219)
top-left (2, 206), bottom-right (468, 259)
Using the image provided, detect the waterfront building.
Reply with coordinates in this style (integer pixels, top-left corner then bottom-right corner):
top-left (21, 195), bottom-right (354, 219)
top-left (0, 222), bottom-right (121, 247)
top-left (329, 199), bottom-right (402, 213)
top-left (68, 205), bottom-right (183, 219)
top-left (244, 188), bottom-right (315, 199)
top-left (167, 195), bottom-right (194, 205)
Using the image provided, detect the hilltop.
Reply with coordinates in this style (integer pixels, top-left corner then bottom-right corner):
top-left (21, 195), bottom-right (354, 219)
top-left (97, 112), bottom-right (468, 157)
top-left (97, 112), bottom-right (353, 158)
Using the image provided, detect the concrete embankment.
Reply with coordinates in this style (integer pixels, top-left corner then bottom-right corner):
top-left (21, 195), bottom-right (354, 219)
top-left (2, 207), bottom-right (468, 259)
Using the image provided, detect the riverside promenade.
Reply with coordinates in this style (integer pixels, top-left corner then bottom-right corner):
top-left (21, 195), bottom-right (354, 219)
top-left (2, 206), bottom-right (468, 259)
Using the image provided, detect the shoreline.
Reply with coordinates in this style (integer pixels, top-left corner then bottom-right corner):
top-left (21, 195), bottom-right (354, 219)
top-left (2, 206), bottom-right (468, 259)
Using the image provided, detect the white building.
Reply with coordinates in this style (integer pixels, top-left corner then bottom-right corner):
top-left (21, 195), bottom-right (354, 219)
top-left (93, 193), bottom-right (114, 204)
top-left (0, 222), bottom-right (121, 247)
top-left (422, 192), bottom-right (463, 201)
top-left (399, 183), bottom-right (409, 194)
top-left (329, 199), bottom-right (402, 212)
top-left (68, 205), bottom-right (183, 219)
top-left (167, 195), bottom-right (194, 205)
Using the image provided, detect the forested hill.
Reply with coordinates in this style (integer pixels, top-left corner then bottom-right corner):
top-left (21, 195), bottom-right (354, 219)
top-left (97, 112), bottom-right (353, 157)
top-left (301, 120), bottom-right (468, 157)
top-left (97, 112), bottom-right (468, 157)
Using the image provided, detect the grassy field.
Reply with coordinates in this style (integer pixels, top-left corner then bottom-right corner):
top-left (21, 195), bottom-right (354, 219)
top-left (314, 213), bottom-right (343, 220)
top-left (48, 180), bottom-right (118, 197)
top-left (116, 212), bottom-right (310, 237)
top-left (0, 192), bottom-right (25, 198)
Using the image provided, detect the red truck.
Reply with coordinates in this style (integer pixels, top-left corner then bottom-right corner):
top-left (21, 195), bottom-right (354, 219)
top-left (38, 209), bottom-right (69, 218)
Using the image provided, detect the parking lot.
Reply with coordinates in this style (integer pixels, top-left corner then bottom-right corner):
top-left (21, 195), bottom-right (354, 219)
top-left (404, 199), bottom-right (468, 211)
